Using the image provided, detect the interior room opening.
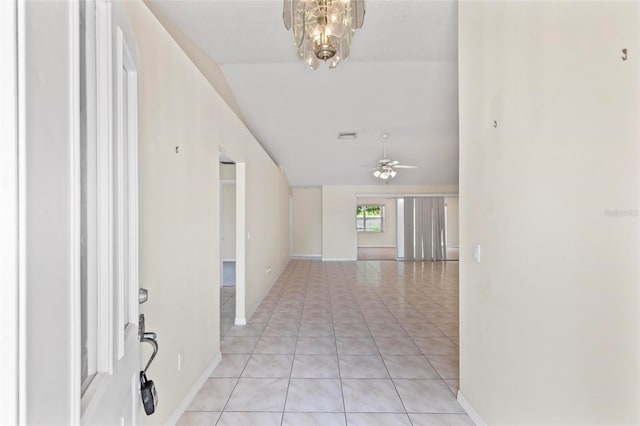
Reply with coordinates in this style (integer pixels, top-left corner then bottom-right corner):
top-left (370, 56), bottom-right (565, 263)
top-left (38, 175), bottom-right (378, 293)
top-left (219, 160), bottom-right (237, 337)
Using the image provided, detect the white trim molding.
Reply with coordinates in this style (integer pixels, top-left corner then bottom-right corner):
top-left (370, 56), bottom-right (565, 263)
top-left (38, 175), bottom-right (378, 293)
top-left (290, 255), bottom-right (322, 259)
top-left (322, 258), bottom-right (357, 262)
top-left (0, 1), bottom-right (20, 424)
top-left (165, 352), bottom-right (222, 426)
top-left (356, 193), bottom-right (459, 198)
top-left (69, 1), bottom-right (82, 422)
top-left (16, 0), bottom-right (27, 420)
top-left (95, 0), bottom-right (114, 374)
top-left (234, 163), bottom-right (246, 327)
top-left (457, 391), bottom-right (488, 426)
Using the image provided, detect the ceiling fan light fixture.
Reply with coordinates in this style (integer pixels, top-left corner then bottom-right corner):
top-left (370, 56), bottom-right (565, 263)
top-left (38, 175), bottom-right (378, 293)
top-left (371, 133), bottom-right (417, 180)
top-left (283, 0), bottom-right (365, 69)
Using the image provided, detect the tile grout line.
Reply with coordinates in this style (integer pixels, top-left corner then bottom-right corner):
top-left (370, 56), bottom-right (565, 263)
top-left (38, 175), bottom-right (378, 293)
top-left (379, 265), bottom-right (459, 399)
top-left (334, 262), bottom-right (350, 426)
top-left (196, 260), bottom-right (465, 426)
top-left (357, 262), bottom-right (414, 425)
top-left (280, 259), bottom-right (308, 426)
top-left (216, 261), bottom-right (285, 425)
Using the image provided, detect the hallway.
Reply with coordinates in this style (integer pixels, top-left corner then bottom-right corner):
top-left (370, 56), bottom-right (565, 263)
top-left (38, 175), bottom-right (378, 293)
top-left (179, 260), bottom-right (469, 426)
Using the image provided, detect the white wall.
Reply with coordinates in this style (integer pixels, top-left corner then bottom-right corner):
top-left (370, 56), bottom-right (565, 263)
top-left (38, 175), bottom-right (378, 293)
top-left (459, 2), bottom-right (640, 424)
top-left (127, 4), bottom-right (219, 423)
top-left (445, 197), bottom-right (459, 247)
top-left (356, 197), bottom-right (396, 247)
top-left (142, 0), bottom-right (248, 127)
top-left (322, 185), bottom-right (458, 260)
top-left (125, 2), bottom-right (290, 423)
top-left (292, 187), bottom-right (322, 256)
top-left (243, 146), bottom-right (291, 318)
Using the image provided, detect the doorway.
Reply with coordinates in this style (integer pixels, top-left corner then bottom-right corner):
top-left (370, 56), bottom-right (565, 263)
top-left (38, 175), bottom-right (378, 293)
top-left (219, 159), bottom-right (237, 338)
top-left (396, 195), bottom-right (459, 261)
top-left (356, 197), bottom-right (397, 260)
top-left (444, 197), bottom-right (460, 260)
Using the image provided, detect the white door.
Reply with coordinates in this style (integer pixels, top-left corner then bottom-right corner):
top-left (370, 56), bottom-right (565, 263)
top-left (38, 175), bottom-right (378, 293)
top-left (81, 1), bottom-right (143, 424)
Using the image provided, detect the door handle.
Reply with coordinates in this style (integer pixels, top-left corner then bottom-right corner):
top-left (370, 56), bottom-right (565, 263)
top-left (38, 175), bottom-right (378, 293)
top-left (139, 314), bottom-right (159, 374)
top-left (142, 331), bottom-right (157, 341)
top-left (139, 288), bottom-right (149, 304)
top-left (141, 334), bottom-right (158, 374)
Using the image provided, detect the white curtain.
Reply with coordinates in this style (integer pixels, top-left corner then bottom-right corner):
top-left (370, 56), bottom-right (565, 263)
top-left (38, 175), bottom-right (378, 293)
top-left (403, 197), bottom-right (447, 261)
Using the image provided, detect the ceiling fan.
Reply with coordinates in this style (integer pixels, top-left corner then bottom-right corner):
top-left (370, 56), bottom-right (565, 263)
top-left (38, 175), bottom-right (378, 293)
top-left (370, 133), bottom-right (418, 180)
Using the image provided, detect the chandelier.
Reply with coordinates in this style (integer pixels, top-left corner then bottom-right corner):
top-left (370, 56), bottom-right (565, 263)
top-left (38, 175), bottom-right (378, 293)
top-left (283, 0), bottom-right (365, 69)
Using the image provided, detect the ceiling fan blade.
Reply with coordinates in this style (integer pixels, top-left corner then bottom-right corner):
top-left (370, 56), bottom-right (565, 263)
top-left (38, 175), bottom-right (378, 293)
top-left (394, 165), bottom-right (418, 169)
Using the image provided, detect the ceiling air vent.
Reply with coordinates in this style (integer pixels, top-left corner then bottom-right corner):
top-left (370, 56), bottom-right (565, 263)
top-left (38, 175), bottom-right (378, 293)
top-left (337, 132), bottom-right (357, 140)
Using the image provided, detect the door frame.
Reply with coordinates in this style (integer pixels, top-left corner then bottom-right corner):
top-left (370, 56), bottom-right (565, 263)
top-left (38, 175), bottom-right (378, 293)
top-left (219, 178), bottom-right (236, 288)
top-left (234, 163), bottom-right (247, 325)
top-left (18, 0), bottom-right (83, 422)
top-left (0, 1), bottom-right (21, 424)
top-left (218, 149), bottom-right (247, 325)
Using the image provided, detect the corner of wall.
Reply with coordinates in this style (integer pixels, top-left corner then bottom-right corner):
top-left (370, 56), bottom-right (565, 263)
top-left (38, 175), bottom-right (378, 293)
top-left (141, 0), bottom-right (249, 128)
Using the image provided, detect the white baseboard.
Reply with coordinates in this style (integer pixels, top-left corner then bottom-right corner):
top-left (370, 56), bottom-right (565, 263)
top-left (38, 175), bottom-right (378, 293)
top-left (165, 352), bottom-right (222, 426)
top-left (357, 245), bottom-right (396, 248)
top-left (322, 258), bottom-right (357, 262)
top-left (457, 390), bottom-right (487, 426)
top-left (222, 258), bottom-right (236, 262)
top-left (234, 317), bottom-right (246, 325)
top-left (290, 254), bottom-right (321, 259)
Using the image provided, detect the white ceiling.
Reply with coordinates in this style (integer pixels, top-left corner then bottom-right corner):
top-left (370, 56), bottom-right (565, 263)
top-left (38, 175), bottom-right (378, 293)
top-left (149, 0), bottom-right (459, 186)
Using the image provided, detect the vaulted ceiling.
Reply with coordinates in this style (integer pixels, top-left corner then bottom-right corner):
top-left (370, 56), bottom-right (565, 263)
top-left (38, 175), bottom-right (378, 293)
top-left (148, 0), bottom-right (459, 186)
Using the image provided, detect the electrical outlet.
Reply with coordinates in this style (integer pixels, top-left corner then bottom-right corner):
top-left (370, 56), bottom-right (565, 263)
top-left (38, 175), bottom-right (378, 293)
top-left (473, 243), bottom-right (481, 263)
top-left (177, 352), bottom-right (183, 371)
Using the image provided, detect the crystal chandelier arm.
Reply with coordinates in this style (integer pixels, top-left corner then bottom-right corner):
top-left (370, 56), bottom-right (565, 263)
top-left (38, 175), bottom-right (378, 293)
top-left (283, 0), bottom-right (292, 30)
top-left (354, 0), bottom-right (365, 28)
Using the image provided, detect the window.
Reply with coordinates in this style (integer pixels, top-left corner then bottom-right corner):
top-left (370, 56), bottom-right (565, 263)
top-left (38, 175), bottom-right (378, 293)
top-left (356, 205), bottom-right (384, 232)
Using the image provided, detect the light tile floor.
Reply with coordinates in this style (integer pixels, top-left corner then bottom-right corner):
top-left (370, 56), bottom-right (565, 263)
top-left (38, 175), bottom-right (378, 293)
top-left (180, 260), bottom-right (471, 426)
top-left (220, 286), bottom-right (236, 338)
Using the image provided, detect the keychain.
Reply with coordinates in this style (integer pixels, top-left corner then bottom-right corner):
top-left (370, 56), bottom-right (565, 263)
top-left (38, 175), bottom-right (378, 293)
top-left (140, 371), bottom-right (157, 415)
